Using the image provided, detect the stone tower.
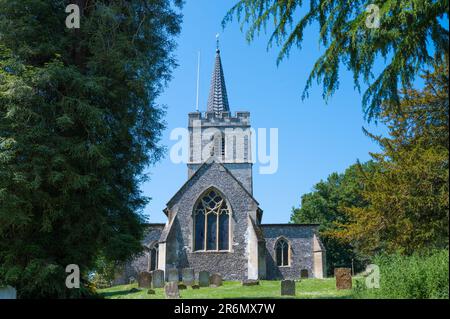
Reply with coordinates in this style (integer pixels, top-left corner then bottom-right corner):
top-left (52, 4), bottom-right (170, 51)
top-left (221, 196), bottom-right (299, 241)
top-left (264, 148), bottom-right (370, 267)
top-left (188, 46), bottom-right (253, 193)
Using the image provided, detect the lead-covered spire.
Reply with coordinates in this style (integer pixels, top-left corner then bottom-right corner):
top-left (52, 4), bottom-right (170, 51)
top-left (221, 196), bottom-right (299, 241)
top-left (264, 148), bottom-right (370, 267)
top-left (207, 36), bottom-right (230, 115)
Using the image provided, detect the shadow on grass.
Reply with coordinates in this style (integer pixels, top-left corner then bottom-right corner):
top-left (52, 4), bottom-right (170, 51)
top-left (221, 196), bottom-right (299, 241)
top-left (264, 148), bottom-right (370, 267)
top-left (100, 288), bottom-right (143, 298)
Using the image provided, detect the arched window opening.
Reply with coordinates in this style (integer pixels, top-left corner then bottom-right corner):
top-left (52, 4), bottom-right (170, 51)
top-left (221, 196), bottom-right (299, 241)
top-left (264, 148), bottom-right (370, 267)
top-left (148, 243), bottom-right (159, 271)
top-left (221, 135), bottom-right (226, 159)
top-left (194, 189), bottom-right (231, 251)
top-left (209, 132), bottom-right (225, 160)
top-left (275, 238), bottom-right (290, 267)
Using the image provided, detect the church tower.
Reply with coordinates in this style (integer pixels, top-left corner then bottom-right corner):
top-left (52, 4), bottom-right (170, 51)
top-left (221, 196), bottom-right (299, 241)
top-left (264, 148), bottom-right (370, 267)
top-left (188, 45), bottom-right (253, 193)
top-left (114, 41), bottom-right (326, 285)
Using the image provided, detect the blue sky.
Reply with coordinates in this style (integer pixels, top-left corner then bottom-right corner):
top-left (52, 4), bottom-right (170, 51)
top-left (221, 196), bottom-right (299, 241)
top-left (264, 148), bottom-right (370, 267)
top-left (141, 1), bottom-right (387, 223)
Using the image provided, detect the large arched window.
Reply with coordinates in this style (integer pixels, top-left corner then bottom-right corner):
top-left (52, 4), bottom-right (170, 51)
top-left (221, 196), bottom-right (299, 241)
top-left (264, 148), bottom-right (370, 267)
top-left (275, 238), bottom-right (290, 266)
top-left (148, 243), bottom-right (159, 271)
top-left (194, 189), bottom-right (230, 251)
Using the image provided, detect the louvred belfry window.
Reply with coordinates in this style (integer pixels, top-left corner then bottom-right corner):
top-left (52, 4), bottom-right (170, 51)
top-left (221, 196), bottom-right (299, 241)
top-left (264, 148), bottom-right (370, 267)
top-left (194, 189), bottom-right (230, 251)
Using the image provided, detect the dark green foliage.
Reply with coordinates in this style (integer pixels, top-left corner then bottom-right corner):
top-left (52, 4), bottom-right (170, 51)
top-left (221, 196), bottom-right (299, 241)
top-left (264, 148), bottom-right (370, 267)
top-left (0, 0), bottom-right (182, 298)
top-left (354, 250), bottom-right (449, 299)
top-left (224, 0), bottom-right (449, 119)
top-left (332, 60), bottom-right (449, 255)
top-left (290, 163), bottom-right (376, 275)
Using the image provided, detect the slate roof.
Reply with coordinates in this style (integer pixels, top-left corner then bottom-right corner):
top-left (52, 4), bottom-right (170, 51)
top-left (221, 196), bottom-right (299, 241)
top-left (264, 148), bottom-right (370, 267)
top-left (207, 48), bottom-right (230, 115)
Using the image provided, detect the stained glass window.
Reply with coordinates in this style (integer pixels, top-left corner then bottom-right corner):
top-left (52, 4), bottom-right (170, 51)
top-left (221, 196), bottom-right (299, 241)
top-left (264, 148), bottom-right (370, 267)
top-left (193, 189), bottom-right (231, 251)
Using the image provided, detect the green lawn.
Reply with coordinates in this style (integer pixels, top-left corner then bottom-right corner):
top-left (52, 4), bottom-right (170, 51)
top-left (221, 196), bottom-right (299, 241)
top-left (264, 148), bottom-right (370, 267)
top-left (98, 278), bottom-right (356, 299)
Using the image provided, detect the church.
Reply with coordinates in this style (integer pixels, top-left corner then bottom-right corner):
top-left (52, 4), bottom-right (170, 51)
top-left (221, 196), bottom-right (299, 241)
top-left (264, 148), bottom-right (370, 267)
top-left (116, 44), bottom-right (326, 284)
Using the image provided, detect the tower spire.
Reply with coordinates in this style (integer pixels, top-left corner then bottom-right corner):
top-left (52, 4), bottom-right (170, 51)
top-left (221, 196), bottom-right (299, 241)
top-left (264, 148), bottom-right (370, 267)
top-left (207, 34), bottom-right (230, 115)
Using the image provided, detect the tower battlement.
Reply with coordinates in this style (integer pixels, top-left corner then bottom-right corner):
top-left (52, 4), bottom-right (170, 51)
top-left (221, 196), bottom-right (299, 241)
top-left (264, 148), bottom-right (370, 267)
top-left (188, 111), bottom-right (250, 127)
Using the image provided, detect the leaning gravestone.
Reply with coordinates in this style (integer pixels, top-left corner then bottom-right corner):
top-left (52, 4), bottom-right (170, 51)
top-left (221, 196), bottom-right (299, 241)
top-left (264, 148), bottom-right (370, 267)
top-left (0, 286), bottom-right (17, 299)
top-left (152, 270), bottom-right (165, 288)
top-left (167, 268), bottom-right (179, 283)
top-left (165, 282), bottom-right (180, 299)
top-left (137, 271), bottom-right (152, 288)
top-left (182, 268), bottom-right (195, 286)
top-left (209, 273), bottom-right (223, 287)
top-left (198, 271), bottom-right (210, 287)
top-left (335, 268), bottom-right (352, 290)
top-left (281, 280), bottom-right (296, 296)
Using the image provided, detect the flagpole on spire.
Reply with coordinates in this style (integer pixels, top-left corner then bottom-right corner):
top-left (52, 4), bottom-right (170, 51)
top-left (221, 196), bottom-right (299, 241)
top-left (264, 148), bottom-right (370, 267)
top-left (196, 51), bottom-right (200, 112)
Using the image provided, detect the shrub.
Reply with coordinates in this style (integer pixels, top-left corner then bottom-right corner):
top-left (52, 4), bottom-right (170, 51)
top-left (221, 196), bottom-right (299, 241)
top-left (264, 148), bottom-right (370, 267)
top-left (354, 250), bottom-right (449, 299)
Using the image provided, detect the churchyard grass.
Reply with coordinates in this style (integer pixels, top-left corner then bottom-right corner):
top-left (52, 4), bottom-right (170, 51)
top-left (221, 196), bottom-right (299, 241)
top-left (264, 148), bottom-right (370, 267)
top-left (98, 278), bottom-right (356, 299)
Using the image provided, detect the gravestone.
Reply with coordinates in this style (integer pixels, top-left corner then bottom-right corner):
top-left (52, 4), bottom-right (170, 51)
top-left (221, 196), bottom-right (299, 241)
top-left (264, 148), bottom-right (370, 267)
top-left (209, 273), bottom-right (222, 287)
top-left (182, 268), bottom-right (195, 286)
top-left (335, 268), bottom-right (352, 290)
top-left (300, 269), bottom-right (309, 279)
top-left (178, 283), bottom-right (187, 290)
top-left (167, 268), bottom-right (179, 283)
top-left (192, 284), bottom-right (200, 289)
top-left (137, 271), bottom-right (152, 288)
top-left (242, 279), bottom-right (259, 286)
top-left (198, 271), bottom-right (210, 287)
top-left (152, 270), bottom-right (165, 288)
top-left (165, 282), bottom-right (180, 299)
top-left (0, 286), bottom-right (17, 299)
top-left (147, 289), bottom-right (155, 295)
top-left (281, 280), bottom-right (296, 296)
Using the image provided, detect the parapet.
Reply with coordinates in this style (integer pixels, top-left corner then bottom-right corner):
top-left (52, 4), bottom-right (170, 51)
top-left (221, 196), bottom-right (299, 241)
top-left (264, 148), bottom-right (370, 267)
top-left (188, 111), bottom-right (250, 127)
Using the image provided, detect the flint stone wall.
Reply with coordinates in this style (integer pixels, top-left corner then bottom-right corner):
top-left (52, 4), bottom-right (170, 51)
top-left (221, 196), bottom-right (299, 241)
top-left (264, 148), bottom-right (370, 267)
top-left (166, 163), bottom-right (257, 281)
top-left (113, 224), bottom-right (165, 286)
top-left (261, 224), bottom-right (318, 280)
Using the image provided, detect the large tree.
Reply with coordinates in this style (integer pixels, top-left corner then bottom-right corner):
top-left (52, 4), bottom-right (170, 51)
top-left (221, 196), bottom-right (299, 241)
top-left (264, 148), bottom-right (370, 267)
top-left (290, 162), bottom-right (375, 275)
top-left (330, 59), bottom-right (449, 255)
top-left (0, 0), bottom-right (182, 298)
top-left (224, 0), bottom-right (449, 119)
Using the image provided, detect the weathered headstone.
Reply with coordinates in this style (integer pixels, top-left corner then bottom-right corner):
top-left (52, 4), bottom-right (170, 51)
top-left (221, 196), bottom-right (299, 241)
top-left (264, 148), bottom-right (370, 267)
top-left (182, 268), bottom-right (195, 286)
top-left (128, 276), bottom-right (136, 284)
top-left (335, 268), bottom-right (352, 290)
top-left (209, 273), bottom-right (222, 287)
top-left (192, 284), bottom-right (200, 289)
top-left (147, 289), bottom-right (155, 295)
top-left (167, 268), bottom-right (179, 283)
top-left (178, 283), bottom-right (187, 290)
top-left (165, 282), bottom-right (180, 299)
top-left (198, 271), bottom-right (210, 287)
top-left (300, 269), bottom-right (309, 279)
top-left (0, 286), bottom-right (17, 299)
top-left (242, 279), bottom-right (259, 286)
top-left (152, 269), bottom-right (165, 288)
top-left (281, 280), bottom-right (296, 296)
top-left (137, 271), bottom-right (152, 288)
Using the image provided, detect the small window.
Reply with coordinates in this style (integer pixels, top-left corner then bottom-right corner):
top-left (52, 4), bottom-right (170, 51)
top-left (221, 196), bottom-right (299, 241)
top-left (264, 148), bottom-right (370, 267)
top-left (148, 243), bottom-right (159, 271)
top-left (221, 136), bottom-right (225, 159)
top-left (275, 238), bottom-right (290, 266)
